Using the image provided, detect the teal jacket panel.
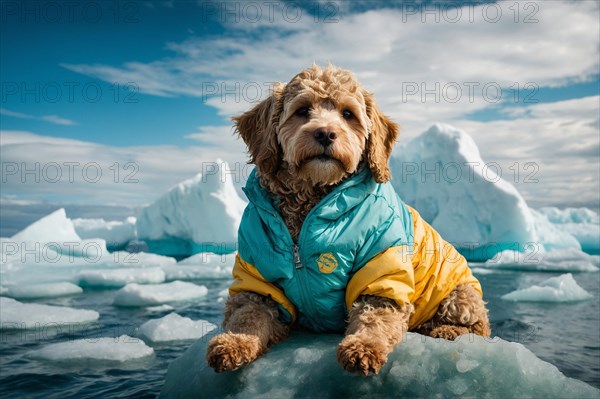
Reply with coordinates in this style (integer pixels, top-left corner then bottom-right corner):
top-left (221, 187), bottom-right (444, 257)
top-left (237, 167), bottom-right (414, 333)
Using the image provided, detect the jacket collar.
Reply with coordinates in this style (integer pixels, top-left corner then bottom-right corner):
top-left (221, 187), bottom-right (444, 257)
top-left (242, 166), bottom-right (378, 221)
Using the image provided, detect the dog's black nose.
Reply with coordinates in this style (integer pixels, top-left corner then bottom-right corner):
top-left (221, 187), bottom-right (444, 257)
top-left (314, 129), bottom-right (337, 147)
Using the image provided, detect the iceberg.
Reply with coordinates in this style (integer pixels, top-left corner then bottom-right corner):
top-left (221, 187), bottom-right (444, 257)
top-left (113, 281), bottom-right (208, 307)
top-left (137, 313), bottom-right (217, 343)
top-left (0, 297), bottom-right (99, 329)
top-left (3, 282), bottom-right (83, 299)
top-left (537, 207), bottom-right (600, 252)
top-left (5, 208), bottom-right (110, 264)
top-left (482, 248), bottom-right (599, 272)
top-left (160, 332), bottom-right (599, 399)
top-left (502, 273), bottom-right (593, 302)
top-left (390, 124), bottom-right (581, 260)
top-left (28, 335), bottom-right (154, 364)
top-left (538, 207), bottom-right (600, 224)
top-left (78, 267), bottom-right (166, 288)
top-left (11, 208), bottom-right (81, 243)
top-left (72, 216), bottom-right (137, 249)
top-left (136, 160), bottom-right (246, 257)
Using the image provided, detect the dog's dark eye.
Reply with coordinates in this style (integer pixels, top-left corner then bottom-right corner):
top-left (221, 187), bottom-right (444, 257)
top-left (342, 109), bottom-right (354, 120)
top-left (295, 107), bottom-right (310, 117)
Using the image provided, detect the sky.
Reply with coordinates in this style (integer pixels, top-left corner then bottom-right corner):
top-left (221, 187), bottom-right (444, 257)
top-left (1, 0), bottom-right (599, 223)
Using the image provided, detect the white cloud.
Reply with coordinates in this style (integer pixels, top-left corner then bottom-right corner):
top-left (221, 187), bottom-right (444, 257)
top-left (0, 108), bottom-right (33, 119)
top-left (12, 1), bottom-right (600, 208)
top-left (447, 96), bottom-right (600, 208)
top-left (1, 108), bottom-right (77, 126)
top-left (0, 130), bottom-right (247, 206)
top-left (61, 1), bottom-right (598, 113)
top-left (40, 115), bottom-right (77, 126)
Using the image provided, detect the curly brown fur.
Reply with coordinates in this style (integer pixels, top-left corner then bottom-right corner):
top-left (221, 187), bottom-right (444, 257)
top-left (414, 284), bottom-right (491, 340)
top-left (337, 296), bottom-right (414, 375)
top-left (233, 64), bottom-right (398, 241)
top-left (206, 292), bottom-right (289, 372)
top-left (220, 65), bottom-right (489, 376)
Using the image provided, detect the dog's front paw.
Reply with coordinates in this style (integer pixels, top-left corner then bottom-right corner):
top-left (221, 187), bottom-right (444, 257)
top-left (429, 325), bottom-right (470, 341)
top-left (337, 334), bottom-right (389, 376)
top-left (206, 332), bottom-right (262, 372)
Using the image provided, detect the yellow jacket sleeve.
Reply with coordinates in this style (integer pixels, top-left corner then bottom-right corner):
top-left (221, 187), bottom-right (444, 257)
top-left (345, 245), bottom-right (415, 310)
top-left (229, 254), bottom-right (297, 323)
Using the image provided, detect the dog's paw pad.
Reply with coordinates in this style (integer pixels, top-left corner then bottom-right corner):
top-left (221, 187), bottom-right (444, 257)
top-left (206, 333), bottom-right (262, 372)
top-left (336, 335), bottom-right (388, 376)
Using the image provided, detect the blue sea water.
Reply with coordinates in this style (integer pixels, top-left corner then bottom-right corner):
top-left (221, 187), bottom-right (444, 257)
top-left (0, 267), bottom-right (598, 398)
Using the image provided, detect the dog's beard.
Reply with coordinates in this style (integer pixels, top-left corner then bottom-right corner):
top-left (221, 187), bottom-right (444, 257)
top-left (297, 155), bottom-right (348, 185)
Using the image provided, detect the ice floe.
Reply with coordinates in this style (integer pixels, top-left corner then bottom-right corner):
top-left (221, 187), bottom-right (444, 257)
top-left (113, 281), bottom-right (208, 307)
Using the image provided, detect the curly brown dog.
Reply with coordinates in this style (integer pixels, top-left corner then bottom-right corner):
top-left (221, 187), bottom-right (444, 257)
top-left (207, 64), bottom-right (490, 375)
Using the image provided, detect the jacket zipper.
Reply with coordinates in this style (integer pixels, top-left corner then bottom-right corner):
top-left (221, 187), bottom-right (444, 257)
top-left (293, 243), bottom-right (316, 323)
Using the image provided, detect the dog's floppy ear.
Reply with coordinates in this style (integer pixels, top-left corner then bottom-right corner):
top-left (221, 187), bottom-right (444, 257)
top-left (364, 91), bottom-right (399, 183)
top-left (232, 84), bottom-right (285, 178)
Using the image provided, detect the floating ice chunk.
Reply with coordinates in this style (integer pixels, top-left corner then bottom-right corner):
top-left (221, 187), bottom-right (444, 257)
top-left (177, 252), bottom-right (235, 267)
top-left (502, 273), bottom-right (593, 302)
top-left (110, 251), bottom-right (177, 267)
top-left (0, 297), bottom-right (99, 329)
top-left (470, 267), bottom-right (498, 275)
top-left (160, 332), bottom-right (599, 399)
top-left (11, 208), bottom-right (80, 243)
top-left (113, 281), bottom-right (208, 307)
top-left (4, 282), bottom-right (83, 299)
top-left (28, 335), bottom-right (153, 364)
top-left (72, 216), bottom-right (136, 248)
top-left (163, 253), bottom-right (235, 281)
top-left (78, 268), bottom-right (166, 288)
top-left (146, 304), bottom-right (174, 313)
top-left (484, 249), bottom-right (599, 272)
top-left (6, 208), bottom-right (110, 263)
top-left (138, 313), bottom-right (217, 343)
top-left (136, 161), bottom-right (246, 256)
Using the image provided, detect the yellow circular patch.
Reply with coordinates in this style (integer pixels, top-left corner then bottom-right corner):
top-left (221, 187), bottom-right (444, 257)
top-left (317, 253), bottom-right (338, 274)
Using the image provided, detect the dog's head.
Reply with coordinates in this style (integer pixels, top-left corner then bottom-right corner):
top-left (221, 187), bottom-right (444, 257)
top-left (233, 64), bottom-right (398, 186)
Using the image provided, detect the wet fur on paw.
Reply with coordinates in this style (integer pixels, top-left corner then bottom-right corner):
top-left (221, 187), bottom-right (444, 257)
top-left (337, 334), bottom-right (389, 375)
top-left (337, 296), bottom-right (414, 375)
top-left (206, 332), bottom-right (263, 373)
top-left (415, 284), bottom-right (491, 339)
top-left (206, 292), bottom-right (289, 372)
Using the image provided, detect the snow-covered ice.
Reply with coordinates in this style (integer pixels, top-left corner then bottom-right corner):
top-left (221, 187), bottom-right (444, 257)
top-left (482, 248), bottom-right (599, 272)
top-left (3, 282), bottom-right (82, 299)
top-left (28, 335), bottom-right (154, 364)
top-left (73, 216), bottom-right (137, 248)
top-left (112, 281), bottom-right (208, 307)
top-left (3, 208), bottom-right (112, 267)
top-left (161, 253), bottom-right (235, 281)
top-left (137, 313), bottom-right (217, 343)
top-left (11, 208), bottom-right (81, 243)
top-left (390, 124), bottom-right (582, 256)
top-left (78, 268), bottom-right (166, 288)
top-left (0, 297), bottom-right (99, 329)
top-left (502, 273), bottom-right (593, 302)
top-left (537, 207), bottom-right (600, 252)
top-left (136, 160), bottom-right (246, 256)
top-left (160, 332), bottom-right (599, 399)
top-left (538, 207), bottom-right (599, 224)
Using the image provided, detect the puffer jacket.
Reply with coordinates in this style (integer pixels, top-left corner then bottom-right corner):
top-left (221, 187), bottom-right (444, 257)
top-left (229, 167), bottom-right (482, 333)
